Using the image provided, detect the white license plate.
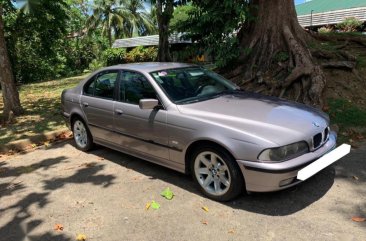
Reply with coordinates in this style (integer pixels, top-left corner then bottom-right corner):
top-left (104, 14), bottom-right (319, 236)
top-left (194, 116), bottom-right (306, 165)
top-left (297, 144), bottom-right (351, 181)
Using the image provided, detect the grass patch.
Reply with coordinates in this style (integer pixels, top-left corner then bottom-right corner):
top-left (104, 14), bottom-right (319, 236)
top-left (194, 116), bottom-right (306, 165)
top-left (328, 99), bottom-right (366, 127)
top-left (327, 98), bottom-right (366, 143)
top-left (356, 55), bottom-right (366, 69)
top-left (0, 75), bottom-right (87, 145)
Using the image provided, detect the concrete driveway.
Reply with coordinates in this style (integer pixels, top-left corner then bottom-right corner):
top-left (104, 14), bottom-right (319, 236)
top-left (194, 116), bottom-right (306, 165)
top-left (0, 140), bottom-right (365, 241)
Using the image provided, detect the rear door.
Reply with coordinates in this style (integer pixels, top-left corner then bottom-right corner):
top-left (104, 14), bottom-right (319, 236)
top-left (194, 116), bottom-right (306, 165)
top-left (113, 70), bottom-right (169, 160)
top-left (80, 70), bottom-right (119, 141)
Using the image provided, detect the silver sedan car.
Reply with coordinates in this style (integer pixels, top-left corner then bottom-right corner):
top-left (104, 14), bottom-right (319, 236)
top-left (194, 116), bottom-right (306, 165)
top-left (61, 62), bottom-right (337, 201)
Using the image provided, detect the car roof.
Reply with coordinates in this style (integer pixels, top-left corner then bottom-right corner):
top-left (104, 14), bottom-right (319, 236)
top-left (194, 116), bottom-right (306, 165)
top-left (103, 62), bottom-right (197, 73)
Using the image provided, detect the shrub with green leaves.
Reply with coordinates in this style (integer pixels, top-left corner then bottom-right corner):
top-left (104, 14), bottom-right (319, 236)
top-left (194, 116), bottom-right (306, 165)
top-left (336, 17), bottom-right (363, 32)
top-left (103, 46), bottom-right (157, 66)
top-left (103, 48), bottom-right (128, 66)
top-left (125, 46), bottom-right (158, 63)
top-left (318, 26), bottom-right (333, 34)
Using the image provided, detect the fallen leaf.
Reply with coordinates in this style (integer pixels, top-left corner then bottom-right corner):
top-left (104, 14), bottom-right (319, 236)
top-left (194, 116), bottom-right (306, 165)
top-left (352, 216), bottom-right (366, 222)
top-left (322, 105), bottom-right (329, 112)
top-left (31, 143), bottom-right (37, 148)
top-left (145, 202), bottom-right (151, 210)
top-left (201, 220), bottom-right (208, 225)
top-left (54, 224), bottom-right (63, 231)
top-left (151, 200), bottom-right (160, 210)
top-left (160, 187), bottom-right (174, 200)
top-left (202, 206), bottom-right (209, 212)
top-left (76, 233), bottom-right (87, 241)
top-left (228, 229), bottom-right (235, 234)
top-left (80, 162), bottom-right (96, 168)
top-left (352, 176), bottom-right (359, 181)
top-left (44, 141), bottom-right (50, 147)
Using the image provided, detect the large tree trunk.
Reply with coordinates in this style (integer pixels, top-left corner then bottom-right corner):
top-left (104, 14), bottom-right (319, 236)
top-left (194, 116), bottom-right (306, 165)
top-left (156, 0), bottom-right (173, 62)
top-left (228, 0), bottom-right (326, 107)
top-left (0, 5), bottom-right (23, 121)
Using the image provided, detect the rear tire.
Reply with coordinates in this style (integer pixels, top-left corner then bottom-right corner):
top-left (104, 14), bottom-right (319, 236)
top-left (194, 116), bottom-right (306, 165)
top-left (72, 118), bottom-right (94, 151)
top-left (190, 145), bottom-right (244, 202)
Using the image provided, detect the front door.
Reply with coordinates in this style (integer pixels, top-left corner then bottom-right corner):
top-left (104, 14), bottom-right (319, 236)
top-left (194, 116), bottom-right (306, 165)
top-left (113, 70), bottom-right (169, 160)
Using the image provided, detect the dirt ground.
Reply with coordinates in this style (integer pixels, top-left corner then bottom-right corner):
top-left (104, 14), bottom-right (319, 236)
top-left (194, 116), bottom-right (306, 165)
top-left (0, 140), bottom-right (365, 241)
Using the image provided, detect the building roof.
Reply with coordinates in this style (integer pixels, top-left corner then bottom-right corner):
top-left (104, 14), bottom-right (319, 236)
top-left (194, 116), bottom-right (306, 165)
top-left (112, 33), bottom-right (191, 48)
top-left (296, 0), bottom-right (366, 27)
top-left (102, 62), bottom-right (195, 73)
top-left (296, 0), bottom-right (366, 15)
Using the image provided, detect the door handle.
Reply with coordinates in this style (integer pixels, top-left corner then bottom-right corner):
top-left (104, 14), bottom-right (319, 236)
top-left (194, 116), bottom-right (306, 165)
top-left (82, 102), bottom-right (89, 107)
top-left (115, 109), bottom-right (123, 115)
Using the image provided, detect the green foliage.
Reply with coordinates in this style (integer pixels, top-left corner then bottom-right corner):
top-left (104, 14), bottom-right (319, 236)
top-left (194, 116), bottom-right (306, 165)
top-left (87, 0), bottom-right (156, 47)
top-left (328, 99), bottom-right (366, 127)
top-left (102, 46), bottom-right (157, 66)
top-left (4, 0), bottom-right (70, 83)
top-left (356, 56), bottom-right (366, 69)
top-left (274, 52), bottom-right (289, 62)
top-left (174, 0), bottom-right (248, 67)
top-left (336, 17), bottom-right (363, 32)
top-left (88, 59), bottom-right (105, 72)
top-left (125, 46), bottom-right (158, 62)
top-left (318, 26), bottom-right (333, 33)
top-left (170, 4), bottom-right (194, 31)
top-left (103, 48), bottom-right (127, 66)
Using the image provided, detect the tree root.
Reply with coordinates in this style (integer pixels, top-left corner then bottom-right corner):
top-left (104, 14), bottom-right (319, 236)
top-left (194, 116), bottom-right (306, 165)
top-left (335, 40), bottom-right (349, 50)
top-left (322, 61), bottom-right (356, 69)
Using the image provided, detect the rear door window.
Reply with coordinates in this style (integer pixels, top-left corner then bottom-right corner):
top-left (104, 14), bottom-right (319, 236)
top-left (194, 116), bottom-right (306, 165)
top-left (84, 71), bottom-right (119, 99)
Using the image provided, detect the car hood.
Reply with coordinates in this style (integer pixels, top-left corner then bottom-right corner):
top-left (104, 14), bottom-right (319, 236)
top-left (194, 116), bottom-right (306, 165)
top-left (176, 92), bottom-right (329, 146)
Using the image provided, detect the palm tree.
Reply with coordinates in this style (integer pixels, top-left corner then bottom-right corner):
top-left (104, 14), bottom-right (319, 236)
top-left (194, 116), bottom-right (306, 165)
top-left (122, 0), bottom-right (156, 38)
top-left (87, 0), bottom-right (127, 47)
top-left (87, 0), bottom-right (157, 47)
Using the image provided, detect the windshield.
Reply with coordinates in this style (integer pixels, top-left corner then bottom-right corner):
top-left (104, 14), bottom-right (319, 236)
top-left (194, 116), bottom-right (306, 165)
top-left (150, 67), bottom-right (238, 104)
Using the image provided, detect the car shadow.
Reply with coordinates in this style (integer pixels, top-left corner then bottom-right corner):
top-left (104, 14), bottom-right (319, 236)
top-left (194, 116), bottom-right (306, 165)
top-left (87, 143), bottom-right (336, 217)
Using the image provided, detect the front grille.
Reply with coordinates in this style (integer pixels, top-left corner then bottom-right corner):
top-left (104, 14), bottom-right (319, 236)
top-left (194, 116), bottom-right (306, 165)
top-left (323, 127), bottom-right (329, 142)
top-left (312, 126), bottom-right (330, 150)
top-left (313, 133), bottom-right (322, 149)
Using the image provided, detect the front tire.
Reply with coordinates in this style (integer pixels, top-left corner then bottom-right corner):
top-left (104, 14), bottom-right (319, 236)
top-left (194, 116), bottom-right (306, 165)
top-left (191, 145), bottom-right (244, 202)
top-left (72, 118), bottom-right (93, 151)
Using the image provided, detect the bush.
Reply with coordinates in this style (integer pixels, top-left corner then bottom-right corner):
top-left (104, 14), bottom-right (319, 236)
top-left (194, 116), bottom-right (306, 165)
top-left (103, 46), bottom-right (157, 66)
top-left (125, 46), bottom-right (158, 63)
top-left (103, 48), bottom-right (127, 66)
top-left (87, 59), bottom-right (105, 72)
top-left (336, 17), bottom-right (363, 32)
top-left (318, 26), bottom-right (333, 33)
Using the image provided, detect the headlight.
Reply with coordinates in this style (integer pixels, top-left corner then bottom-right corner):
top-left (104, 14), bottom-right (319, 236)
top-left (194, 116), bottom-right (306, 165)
top-left (258, 141), bottom-right (309, 162)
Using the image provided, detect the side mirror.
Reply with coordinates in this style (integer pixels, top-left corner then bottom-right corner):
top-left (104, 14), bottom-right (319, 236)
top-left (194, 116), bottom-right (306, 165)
top-left (139, 99), bottom-right (159, 110)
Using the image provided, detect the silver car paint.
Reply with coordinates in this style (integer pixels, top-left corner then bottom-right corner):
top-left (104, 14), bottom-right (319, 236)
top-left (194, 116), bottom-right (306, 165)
top-left (61, 62), bottom-right (336, 192)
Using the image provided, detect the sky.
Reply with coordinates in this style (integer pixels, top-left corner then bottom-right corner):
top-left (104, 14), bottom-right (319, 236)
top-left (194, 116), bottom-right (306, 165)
top-left (295, 0), bottom-right (306, 5)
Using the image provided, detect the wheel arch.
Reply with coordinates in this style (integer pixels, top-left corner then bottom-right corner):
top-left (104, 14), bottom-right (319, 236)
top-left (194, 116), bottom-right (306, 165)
top-left (184, 139), bottom-right (237, 174)
top-left (70, 113), bottom-right (85, 126)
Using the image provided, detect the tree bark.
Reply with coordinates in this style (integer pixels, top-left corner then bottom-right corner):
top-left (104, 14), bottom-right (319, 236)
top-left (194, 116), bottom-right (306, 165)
top-left (228, 0), bottom-right (326, 107)
top-left (156, 0), bottom-right (173, 62)
top-left (0, 5), bottom-right (23, 121)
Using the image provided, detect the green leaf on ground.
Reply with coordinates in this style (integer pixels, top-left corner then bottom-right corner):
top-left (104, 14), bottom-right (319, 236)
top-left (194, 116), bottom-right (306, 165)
top-left (151, 200), bottom-right (160, 210)
top-left (160, 187), bottom-right (174, 200)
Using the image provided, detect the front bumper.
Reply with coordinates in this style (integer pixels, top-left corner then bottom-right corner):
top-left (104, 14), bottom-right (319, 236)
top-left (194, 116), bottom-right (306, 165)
top-left (237, 131), bottom-right (337, 192)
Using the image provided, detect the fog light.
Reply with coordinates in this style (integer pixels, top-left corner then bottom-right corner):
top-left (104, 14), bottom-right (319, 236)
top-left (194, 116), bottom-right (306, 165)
top-left (279, 177), bottom-right (295, 187)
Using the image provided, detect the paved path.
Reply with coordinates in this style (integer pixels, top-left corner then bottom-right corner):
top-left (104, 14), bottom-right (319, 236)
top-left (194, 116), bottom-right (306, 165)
top-left (0, 141), bottom-right (365, 241)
